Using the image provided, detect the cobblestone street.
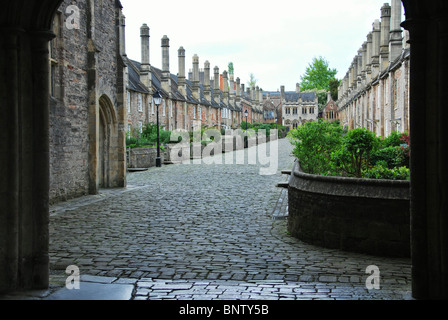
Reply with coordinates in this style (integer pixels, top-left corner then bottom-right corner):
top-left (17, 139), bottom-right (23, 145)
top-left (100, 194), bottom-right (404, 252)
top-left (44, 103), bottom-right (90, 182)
top-left (47, 139), bottom-right (412, 300)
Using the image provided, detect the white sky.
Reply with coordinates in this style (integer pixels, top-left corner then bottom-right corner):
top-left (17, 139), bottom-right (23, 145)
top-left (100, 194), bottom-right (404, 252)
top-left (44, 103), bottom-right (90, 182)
top-left (120, 0), bottom-right (405, 92)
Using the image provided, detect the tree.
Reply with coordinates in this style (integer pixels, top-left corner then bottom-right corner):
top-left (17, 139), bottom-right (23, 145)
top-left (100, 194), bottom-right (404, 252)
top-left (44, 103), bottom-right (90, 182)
top-left (228, 62), bottom-right (234, 75)
top-left (300, 56), bottom-right (338, 92)
top-left (247, 73), bottom-right (257, 88)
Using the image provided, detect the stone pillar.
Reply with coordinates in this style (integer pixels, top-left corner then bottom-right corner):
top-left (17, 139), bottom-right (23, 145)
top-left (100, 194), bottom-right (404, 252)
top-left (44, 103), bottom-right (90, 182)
top-left (402, 8), bottom-right (448, 300)
top-left (0, 27), bottom-right (55, 293)
top-left (178, 47), bottom-right (186, 96)
top-left (380, 3), bottom-right (391, 72)
top-left (119, 12), bottom-right (126, 57)
top-left (140, 24), bottom-right (151, 88)
top-left (389, 0), bottom-right (403, 63)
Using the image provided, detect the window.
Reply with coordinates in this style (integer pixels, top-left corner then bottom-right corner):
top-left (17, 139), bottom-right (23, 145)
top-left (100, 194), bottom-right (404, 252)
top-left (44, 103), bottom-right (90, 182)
top-left (151, 98), bottom-right (155, 115)
top-left (170, 101), bottom-right (173, 118)
top-left (193, 106), bottom-right (197, 119)
top-left (302, 108), bottom-right (307, 115)
top-left (162, 100), bottom-right (166, 117)
top-left (138, 122), bottom-right (143, 134)
top-left (138, 94), bottom-right (143, 112)
top-left (286, 108), bottom-right (290, 115)
top-left (127, 92), bottom-right (131, 113)
top-left (293, 108), bottom-right (297, 115)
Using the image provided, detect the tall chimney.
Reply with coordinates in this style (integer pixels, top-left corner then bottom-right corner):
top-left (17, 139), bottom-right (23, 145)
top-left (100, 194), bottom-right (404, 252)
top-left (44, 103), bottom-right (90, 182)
top-left (140, 24), bottom-right (151, 88)
top-left (178, 47), bottom-right (186, 96)
top-left (161, 35), bottom-right (171, 95)
top-left (204, 60), bottom-right (211, 101)
top-left (296, 83), bottom-right (301, 93)
top-left (371, 19), bottom-right (381, 78)
top-left (380, 3), bottom-right (391, 72)
top-left (366, 32), bottom-right (373, 83)
top-left (213, 66), bottom-right (220, 104)
top-left (389, 0), bottom-right (403, 62)
top-left (192, 54), bottom-right (200, 99)
top-left (358, 47), bottom-right (364, 87)
top-left (236, 77), bottom-right (241, 103)
top-left (222, 71), bottom-right (229, 103)
top-left (280, 86), bottom-right (285, 101)
top-left (229, 73), bottom-right (235, 103)
top-left (361, 42), bottom-right (367, 82)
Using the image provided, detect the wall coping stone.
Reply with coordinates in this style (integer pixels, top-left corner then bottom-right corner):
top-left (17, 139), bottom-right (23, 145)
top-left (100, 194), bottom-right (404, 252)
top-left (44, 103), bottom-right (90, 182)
top-left (290, 161), bottom-right (410, 200)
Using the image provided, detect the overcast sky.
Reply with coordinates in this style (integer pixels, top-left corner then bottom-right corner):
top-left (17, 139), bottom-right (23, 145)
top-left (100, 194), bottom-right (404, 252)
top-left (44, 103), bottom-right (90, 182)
top-left (120, 0), bottom-right (405, 92)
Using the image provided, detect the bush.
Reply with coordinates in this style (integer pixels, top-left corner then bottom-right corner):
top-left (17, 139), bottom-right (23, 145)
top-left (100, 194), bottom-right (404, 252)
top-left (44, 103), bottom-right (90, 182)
top-left (371, 146), bottom-right (405, 169)
top-left (363, 164), bottom-right (410, 180)
top-left (342, 128), bottom-right (380, 178)
top-left (288, 120), bottom-right (343, 175)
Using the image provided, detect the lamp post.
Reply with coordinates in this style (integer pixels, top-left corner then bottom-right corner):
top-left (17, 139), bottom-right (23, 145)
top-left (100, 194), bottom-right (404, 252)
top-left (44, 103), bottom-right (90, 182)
top-left (244, 109), bottom-right (249, 148)
top-left (153, 90), bottom-right (162, 167)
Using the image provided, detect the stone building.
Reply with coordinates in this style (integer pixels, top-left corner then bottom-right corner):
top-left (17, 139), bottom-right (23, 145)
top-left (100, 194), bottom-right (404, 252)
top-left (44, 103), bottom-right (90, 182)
top-left (337, 1), bottom-right (410, 138)
top-left (49, 0), bottom-right (127, 204)
top-left (263, 84), bottom-right (318, 130)
top-left (322, 92), bottom-right (339, 122)
top-left (126, 24), bottom-right (266, 134)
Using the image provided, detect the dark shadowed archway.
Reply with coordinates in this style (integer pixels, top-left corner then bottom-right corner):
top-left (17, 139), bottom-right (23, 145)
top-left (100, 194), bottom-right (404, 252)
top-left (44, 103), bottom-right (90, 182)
top-left (0, 0), bottom-right (447, 299)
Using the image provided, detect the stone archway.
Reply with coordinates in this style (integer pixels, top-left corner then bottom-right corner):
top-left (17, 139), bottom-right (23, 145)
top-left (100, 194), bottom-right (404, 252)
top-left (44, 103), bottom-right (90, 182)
top-left (98, 94), bottom-right (118, 189)
top-left (0, 0), bottom-right (447, 299)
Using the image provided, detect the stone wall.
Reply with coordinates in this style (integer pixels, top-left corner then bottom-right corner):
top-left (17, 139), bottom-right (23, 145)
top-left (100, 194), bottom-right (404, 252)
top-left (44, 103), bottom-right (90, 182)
top-left (288, 161), bottom-right (410, 257)
top-left (49, 0), bottom-right (126, 204)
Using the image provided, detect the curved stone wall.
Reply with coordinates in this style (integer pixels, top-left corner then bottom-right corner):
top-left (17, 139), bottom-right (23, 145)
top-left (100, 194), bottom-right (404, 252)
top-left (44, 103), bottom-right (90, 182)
top-left (288, 161), bottom-right (410, 257)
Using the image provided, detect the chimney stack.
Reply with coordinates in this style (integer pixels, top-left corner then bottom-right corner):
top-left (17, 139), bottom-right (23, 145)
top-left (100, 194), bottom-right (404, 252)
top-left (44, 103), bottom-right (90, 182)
top-left (192, 54), bottom-right (200, 99)
top-left (140, 24), bottom-right (151, 88)
top-left (161, 35), bottom-right (171, 96)
top-left (380, 3), bottom-right (391, 71)
top-left (366, 32), bottom-right (373, 83)
top-left (389, 0), bottom-right (403, 62)
top-left (213, 66), bottom-right (220, 104)
top-left (371, 19), bottom-right (381, 78)
top-left (296, 83), bottom-right (301, 93)
top-left (236, 77), bottom-right (241, 103)
top-left (204, 60), bottom-right (211, 101)
top-left (178, 47), bottom-right (186, 95)
top-left (222, 71), bottom-right (229, 104)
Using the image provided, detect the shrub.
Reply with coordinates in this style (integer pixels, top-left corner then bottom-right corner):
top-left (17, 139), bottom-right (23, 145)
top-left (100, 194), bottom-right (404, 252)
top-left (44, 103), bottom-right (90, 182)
top-left (288, 120), bottom-right (343, 175)
top-left (342, 128), bottom-right (380, 178)
top-left (371, 146), bottom-right (405, 169)
top-left (363, 164), bottom-right (410, 180)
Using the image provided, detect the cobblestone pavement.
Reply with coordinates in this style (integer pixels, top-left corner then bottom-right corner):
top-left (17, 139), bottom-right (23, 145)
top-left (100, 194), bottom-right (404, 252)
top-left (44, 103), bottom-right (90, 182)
top-left (47, 139), bottom-right (412, 300)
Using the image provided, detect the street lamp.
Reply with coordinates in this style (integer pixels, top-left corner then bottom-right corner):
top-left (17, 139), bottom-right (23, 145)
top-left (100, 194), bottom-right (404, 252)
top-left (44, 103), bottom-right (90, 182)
top-left (244, 109), bottom-right (249, 148)
top-left (153, 90), bottom-right (162, 167)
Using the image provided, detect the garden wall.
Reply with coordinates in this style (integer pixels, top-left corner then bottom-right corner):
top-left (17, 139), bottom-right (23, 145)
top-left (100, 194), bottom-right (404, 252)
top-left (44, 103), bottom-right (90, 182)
top-left (288, 161), bottom-right (410, 257)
